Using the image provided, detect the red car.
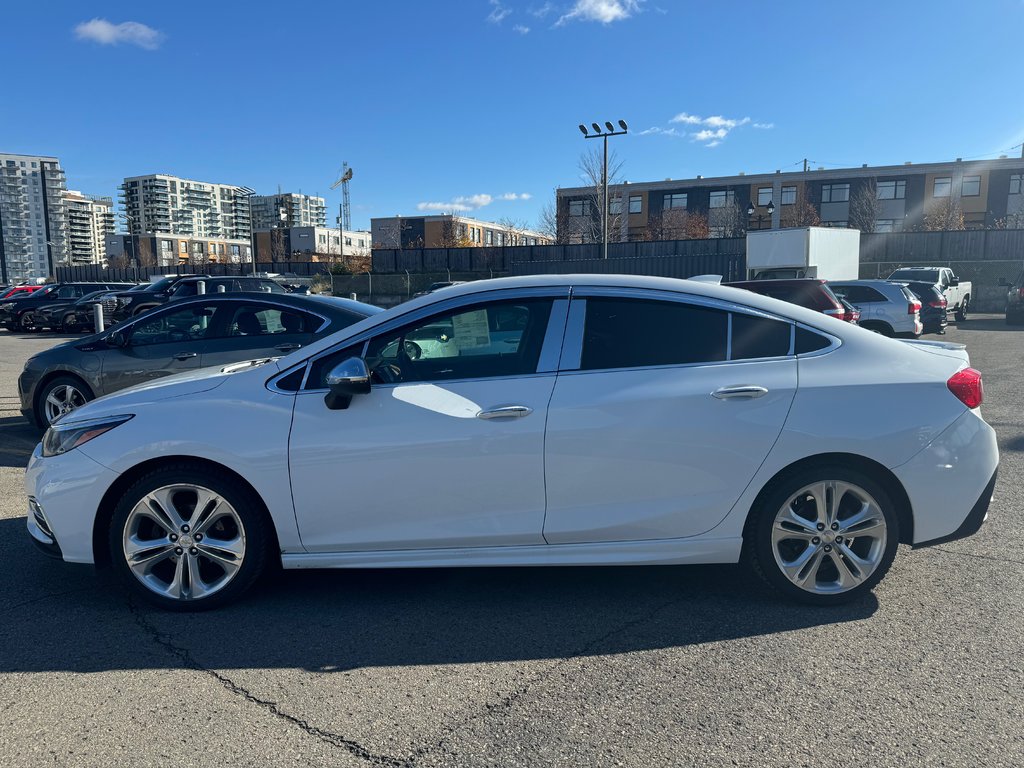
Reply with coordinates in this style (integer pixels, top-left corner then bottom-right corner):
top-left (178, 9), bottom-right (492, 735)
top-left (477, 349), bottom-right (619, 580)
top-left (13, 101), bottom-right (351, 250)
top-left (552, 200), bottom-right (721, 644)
top-left (725, 278), bottom-right (858, 323)
top-left (0, 285), bottom-right (44, 300)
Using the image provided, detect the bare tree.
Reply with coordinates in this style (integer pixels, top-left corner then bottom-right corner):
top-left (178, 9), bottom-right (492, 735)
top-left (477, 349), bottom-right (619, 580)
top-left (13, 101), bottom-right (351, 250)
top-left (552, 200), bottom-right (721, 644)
top-left (135, 237), bottom-right (156, 268)
top-left (644, 209), bottom-right (710, 240)
top-left (571, 147), bottom-right (626, 244)
top-left (923, 197), bottom-right (965, 231)
top-left (708, 201), bottom-right (746, 238)
top-left (439, 216), bottom-right (473, 248)
top-left (849, 179), bottom-right (880, 233)
top-left (781, 197), bottom-right (821, 228)
top-left (497, 217), bottom-right (531, 246)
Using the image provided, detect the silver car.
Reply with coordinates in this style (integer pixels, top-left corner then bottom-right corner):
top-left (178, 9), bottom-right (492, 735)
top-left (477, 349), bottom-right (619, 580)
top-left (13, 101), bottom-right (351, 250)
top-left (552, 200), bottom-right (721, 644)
top-left (828, 280), bottom-right (922, 338)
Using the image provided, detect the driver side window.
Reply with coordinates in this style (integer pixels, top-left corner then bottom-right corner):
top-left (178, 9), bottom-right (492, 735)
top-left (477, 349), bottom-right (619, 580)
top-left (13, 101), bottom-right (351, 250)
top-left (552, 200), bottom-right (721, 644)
top-left (130, 304), bottom-right (221, 347)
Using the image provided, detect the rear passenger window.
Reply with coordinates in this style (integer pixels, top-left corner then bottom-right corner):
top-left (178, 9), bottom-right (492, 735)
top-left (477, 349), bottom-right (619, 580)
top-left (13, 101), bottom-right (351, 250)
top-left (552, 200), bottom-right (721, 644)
top-left (794, 327), bottom-right (831, 354)
top-left (835, 285), bottom-right (886, 303)
top-left (581, 298), bottom-right (728, 370)
top-left (731, 314), bottom-right (791, 359)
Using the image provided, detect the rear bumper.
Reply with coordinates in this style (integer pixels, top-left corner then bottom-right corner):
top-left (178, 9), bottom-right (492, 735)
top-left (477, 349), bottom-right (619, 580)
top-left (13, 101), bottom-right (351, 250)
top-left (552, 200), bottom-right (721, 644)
top-left (913, 469), bottom-right (996, 548)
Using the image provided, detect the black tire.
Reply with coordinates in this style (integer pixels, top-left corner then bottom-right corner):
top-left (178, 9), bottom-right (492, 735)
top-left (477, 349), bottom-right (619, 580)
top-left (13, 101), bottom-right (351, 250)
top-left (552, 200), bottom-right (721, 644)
top-left (18, 313), bottom-right (37, 332)
top-left (34, 374), bottom-right (94, 427)
top-left (860, 321), bottom-right (893, 337)
top-left (746, 464), bottom-right (900, 606)
top-left (60, 313), bottom-right (78, 333)
top-left (955, 299), bottom-right (968, 322)
top-left (108, 463), bottom-right (271, 611)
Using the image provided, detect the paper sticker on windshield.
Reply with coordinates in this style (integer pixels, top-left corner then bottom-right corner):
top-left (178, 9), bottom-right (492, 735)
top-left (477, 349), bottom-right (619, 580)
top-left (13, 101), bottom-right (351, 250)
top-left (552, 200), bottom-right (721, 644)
top-left (452, 310), bottom-right (491, 350)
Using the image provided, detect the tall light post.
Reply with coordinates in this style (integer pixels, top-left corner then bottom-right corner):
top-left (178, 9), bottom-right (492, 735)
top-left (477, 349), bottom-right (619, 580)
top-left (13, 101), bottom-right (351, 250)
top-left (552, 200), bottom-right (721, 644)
top-left (235, 186), bottom-right (256, 275)
top-left (578, 119), bottom-right (628, 259)
top-left (746, 199), bottom-right (775, 231)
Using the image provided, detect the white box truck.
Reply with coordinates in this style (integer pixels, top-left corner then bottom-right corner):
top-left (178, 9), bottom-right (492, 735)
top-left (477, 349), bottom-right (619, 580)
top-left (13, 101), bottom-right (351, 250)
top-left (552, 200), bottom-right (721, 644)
top-left (746, 227), bottom-right (860, 281)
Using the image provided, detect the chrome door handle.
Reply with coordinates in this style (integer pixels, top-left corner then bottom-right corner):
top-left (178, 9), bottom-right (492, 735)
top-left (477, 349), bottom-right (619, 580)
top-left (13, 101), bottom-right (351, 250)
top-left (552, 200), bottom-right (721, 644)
top-left (477, 405), bottom-right (533, 420)
top-left (275, 342), bottom-right (302, 352)
top-left (173, 351), bottom-right (197, 361)
top-left (712, 385), bottom-right (768, 400)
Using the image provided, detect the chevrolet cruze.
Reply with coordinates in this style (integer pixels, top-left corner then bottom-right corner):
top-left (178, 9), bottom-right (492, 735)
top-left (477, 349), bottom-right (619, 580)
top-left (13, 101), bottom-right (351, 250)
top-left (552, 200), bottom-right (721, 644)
top-left (25, 275), bottom-right (999, 610)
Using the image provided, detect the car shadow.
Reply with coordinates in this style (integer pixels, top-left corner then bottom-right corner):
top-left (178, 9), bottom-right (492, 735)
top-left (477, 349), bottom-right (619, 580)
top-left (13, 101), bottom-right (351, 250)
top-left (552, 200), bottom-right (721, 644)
top-left (948, 315), bottom-right (1020, 333)
top-left (0, 416), bottom-right (40, 468)
top-left (0, 516), bottom-right (878, 674)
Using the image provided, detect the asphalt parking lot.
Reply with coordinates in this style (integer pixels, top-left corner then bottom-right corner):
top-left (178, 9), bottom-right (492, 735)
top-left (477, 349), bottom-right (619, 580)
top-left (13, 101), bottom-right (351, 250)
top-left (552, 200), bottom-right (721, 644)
top-left (0, 318), bottom-right (1022, 768)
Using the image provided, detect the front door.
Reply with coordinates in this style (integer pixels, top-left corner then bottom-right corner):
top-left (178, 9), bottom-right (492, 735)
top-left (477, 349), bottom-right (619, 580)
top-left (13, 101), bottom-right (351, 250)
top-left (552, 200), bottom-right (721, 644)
top-left (99, 301), bottom-right (219, 394)
top-left (288, 295), bottom-right (565, 553)
top-left (543, 294), bottom-right (798, 544)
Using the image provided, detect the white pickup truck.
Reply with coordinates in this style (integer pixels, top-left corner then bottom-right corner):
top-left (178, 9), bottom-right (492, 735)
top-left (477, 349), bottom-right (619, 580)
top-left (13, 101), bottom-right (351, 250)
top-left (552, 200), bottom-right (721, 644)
top-left (887, 266), bottom-right (972, 321)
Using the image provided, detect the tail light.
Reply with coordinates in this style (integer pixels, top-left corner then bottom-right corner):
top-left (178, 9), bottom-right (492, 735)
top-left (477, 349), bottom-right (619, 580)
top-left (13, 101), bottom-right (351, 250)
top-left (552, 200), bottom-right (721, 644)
top-left (823, 307), bottom-right (844, 318)
top-left (947, 368), bottom-right (983, 409)
top-left (908, 299), bottom-right (921, 315)
top-left (928, 299), bottom-right (946, 309)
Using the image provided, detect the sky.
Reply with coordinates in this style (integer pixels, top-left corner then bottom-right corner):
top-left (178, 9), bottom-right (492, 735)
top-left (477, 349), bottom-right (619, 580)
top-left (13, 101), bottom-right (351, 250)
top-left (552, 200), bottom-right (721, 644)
top-left (3, 0), bottom-right (1023, 232)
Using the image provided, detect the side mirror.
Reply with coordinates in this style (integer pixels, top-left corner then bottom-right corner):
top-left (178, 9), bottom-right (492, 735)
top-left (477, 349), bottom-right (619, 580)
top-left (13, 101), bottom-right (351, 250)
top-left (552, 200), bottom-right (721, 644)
top-left (107, 330), bottom-right (128, 348)
top-left (998, 277), bottom-right (1009, 287)
top-left (324, 357), bottom-right (371, 410)
top-left (949, 277), bottom-right (960, 287)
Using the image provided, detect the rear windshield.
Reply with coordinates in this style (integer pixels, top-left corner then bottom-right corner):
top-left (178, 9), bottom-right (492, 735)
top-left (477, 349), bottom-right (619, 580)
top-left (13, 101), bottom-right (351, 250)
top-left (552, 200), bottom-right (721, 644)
top-left (890, 269), bottom-right (938, 283)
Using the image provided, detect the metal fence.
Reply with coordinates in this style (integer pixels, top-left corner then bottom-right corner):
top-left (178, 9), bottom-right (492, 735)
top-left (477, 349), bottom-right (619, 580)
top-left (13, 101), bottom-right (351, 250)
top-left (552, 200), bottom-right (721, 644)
top-left (860, 229), bottom-right (1024, 263)
top-left (511, 251), bottom-right (746, 281)
top-left (53, 261), bottom-right (338, 283)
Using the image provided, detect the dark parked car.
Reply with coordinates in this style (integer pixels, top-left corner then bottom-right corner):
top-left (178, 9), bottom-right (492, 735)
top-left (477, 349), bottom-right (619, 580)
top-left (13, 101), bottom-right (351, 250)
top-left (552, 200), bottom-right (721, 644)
top-left (59, 284), bottom-right (152, 331)
top-left (725, 279), bottom-right (856, 322)
top-left (897, 280), bottom-right (948, 335)
top-left (1, 282), bottom-right (133, 332)
top-left (1004, 268), bottom-right (1024, 325)
top-left (107, 275), bottom-right (210, 322)
top-left (168, 276), bottom-right (286, 301)
top-left (32, 289), bottom-right (114, 331)
top-left (19, 293), bottom-right (382, 426)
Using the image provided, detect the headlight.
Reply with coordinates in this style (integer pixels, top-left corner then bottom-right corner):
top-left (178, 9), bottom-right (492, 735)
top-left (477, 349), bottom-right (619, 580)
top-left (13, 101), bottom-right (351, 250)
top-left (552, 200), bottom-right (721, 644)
top-left (0, 302), bottom-right (13, 310)
top-left (42, 414), bottom-right (134, 457)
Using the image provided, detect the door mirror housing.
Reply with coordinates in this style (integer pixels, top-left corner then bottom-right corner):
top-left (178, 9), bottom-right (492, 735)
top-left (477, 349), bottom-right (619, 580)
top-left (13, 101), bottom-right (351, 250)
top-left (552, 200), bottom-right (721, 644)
top-left (107, 330), bottom-right (128, 348)
top-left (324, 357), bottom-right (371, 410)
top-left (948, 276), bottom-right (960, 287)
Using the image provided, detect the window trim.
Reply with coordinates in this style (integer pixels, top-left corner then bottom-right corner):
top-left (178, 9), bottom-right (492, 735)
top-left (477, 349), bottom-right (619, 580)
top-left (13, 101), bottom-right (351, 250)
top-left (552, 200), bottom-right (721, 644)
top-left (932, 177), bottom-right (952, 198)
top-left (820, 183), bottom-right (851, 203)
top-left (961, 175), bottom-right (981, 197)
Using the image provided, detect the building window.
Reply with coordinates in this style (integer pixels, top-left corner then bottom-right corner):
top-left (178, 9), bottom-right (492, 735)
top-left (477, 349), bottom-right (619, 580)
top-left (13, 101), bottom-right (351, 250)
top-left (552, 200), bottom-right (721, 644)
top-left (1010, 174), bottom-right (1022, 195)
top-left (874, 219), bottom-right (903, 233)
top-left (708, 190), bottom-right (735, 208)
top-left (821, 220), bottom-right (848, 228)
top-left (568, 199), bottom-right (590, 217)
top-left (345, 237), bottom-right (352, 245)
top-left (179, 242), bottom-right (187, 253)
top-left (609, 196), bottom-right (623, 215)
top-left (664, 193), bottom-right (688, 209)
top-left (485, 230), bottom-right (493, 246)
top-left (318, 234), bottom-right (326, 244)
top-left (876, 180), bottom-right (906, 200)
top-left (161, 239), bottom-right (172, 253)
top-left (961, 175), bottom-right (981, 197)
top-left (757, 187), bottom-right (773, 207)
top-left (820, 183), bottom-right (850, 203)
top-left (231, 245), bottom-right (240, 257)
top-left (781, 186), bottom-right (796, 205)
top-left (933, 177), bottom-right (952, 198)
top-left (629, 195), bottom-right (642, 214)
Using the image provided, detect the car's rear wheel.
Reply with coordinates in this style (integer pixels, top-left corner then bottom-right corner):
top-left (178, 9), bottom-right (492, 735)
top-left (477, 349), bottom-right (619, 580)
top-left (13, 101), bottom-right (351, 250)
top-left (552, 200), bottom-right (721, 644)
top-left (61, 313), bottom-right (79, 333)
top-left (955, 299), bottom-right (969, 322)
top-left (36, 375), bottom-right (93, 426)
top-left (109, 465), bottom-right (269, 611)
top-left (747, 465), bottom-right (900, 605)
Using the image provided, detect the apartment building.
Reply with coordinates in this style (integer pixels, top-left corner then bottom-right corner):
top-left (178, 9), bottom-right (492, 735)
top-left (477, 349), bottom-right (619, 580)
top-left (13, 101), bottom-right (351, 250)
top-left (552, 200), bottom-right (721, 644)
top-left (250, 193), bottom-right (327, 230)
top-left (253, 226), bottom-right (371, 262)
top-left (370, 214), bottom-right (552, 249)
top-left (0, 153), bottom-right (68, 283)
top-left (556, 156), bottom-right (1024, 242)
top-left (64, 190), bottom-right (115, 266)
top-left (105, 233), bottom-right (252, 267)
top-left (119, 174), bottom-right (252, 240)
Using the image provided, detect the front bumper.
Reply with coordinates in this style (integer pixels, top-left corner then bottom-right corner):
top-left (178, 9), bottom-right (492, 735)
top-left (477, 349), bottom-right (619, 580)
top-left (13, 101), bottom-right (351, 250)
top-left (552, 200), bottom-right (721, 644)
top-left (25, 444), bottom-right (120, 564)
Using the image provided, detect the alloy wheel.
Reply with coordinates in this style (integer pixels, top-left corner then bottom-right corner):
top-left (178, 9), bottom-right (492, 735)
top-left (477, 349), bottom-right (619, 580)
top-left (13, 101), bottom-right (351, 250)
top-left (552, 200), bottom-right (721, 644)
top-left (770, 480), bottom-right (888, 595)
top-left (122, 484), bottom-right (246, 602)
top-left (43, 383), bottom-right (88, 424)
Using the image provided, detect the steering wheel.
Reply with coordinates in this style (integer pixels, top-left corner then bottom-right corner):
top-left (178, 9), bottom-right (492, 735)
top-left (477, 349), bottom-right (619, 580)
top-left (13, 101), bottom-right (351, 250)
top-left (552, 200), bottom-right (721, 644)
top-left (372, 362), bottom-right (403, 384)
top-left (402, 340), bottom-right (422, 360)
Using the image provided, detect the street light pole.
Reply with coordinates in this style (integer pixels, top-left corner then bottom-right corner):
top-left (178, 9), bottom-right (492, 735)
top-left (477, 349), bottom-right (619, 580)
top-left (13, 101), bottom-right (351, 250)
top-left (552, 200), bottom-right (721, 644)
top-left (579, 119), bottom-right (628, 259)
top-left (746, 200), bottom-right (776, 231)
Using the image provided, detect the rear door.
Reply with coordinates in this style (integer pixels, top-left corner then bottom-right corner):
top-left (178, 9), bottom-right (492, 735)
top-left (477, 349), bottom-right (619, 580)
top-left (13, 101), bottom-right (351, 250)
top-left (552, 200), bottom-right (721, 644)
top-left (543, 290), bottom-right (798, 544)
top-left (200, 301), bottom-right (318, 367)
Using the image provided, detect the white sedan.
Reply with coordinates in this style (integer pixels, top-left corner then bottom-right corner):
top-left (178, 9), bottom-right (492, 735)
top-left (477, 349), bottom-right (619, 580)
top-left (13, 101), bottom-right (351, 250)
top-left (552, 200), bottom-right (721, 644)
top-left (25, 275), bottom-right (998, 610)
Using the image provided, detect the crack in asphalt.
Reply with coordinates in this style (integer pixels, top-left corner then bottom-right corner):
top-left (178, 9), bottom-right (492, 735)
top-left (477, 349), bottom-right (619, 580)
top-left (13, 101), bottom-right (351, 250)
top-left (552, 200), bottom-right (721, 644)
top-left (929, 546), bottom-right (1024, 566)
top-left (127, 600), bottom-right (415, 768)
top-left (412, 594), bottom-right (691, 764)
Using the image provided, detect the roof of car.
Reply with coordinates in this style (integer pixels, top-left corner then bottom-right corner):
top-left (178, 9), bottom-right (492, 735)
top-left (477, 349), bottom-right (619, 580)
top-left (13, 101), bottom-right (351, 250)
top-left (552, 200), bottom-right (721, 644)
top-left (166, 291), bottom-right (380, 316)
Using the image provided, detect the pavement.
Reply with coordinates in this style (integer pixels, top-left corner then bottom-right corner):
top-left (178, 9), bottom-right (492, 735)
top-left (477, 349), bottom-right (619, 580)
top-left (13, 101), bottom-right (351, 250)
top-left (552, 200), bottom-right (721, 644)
top-left (0, 318), bottom-right (1022, 768)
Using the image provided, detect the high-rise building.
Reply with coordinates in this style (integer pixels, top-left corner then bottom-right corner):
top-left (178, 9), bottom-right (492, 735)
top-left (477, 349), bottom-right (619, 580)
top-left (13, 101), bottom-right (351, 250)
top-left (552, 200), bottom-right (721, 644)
top-left (0, 153), bottom-right (68, 283)
top-left (64, 190), bottom-right (115, 266)
top-left (250, 193), bottom-right (327, 230)
top-left (118, 174), bottom-right (252, 240)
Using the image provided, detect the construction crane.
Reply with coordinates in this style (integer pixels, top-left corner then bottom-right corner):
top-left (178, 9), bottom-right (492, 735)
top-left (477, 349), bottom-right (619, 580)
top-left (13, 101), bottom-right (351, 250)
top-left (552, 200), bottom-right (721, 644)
top-left (330, 163), bottom-right (353, 232)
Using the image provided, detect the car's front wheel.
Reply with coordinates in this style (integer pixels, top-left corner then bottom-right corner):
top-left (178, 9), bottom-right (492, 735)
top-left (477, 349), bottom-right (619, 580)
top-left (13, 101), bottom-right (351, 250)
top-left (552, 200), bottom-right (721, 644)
top-left (747, 465), bottom-right (900, 605)
top-left (36, 375), bottom-right (93, 426)
top-left (109, 464), bottom-right (270, 611)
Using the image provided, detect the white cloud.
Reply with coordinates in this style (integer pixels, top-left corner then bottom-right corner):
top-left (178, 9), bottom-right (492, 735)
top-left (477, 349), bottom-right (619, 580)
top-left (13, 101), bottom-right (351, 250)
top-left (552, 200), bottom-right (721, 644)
top-left (513, 24), bottom-right (531, 33)
top-left (693, 128), bottom-right (727, 142)
top-left (637, 126), bottom-right (682, 137)
top-left (416, 192), bottom-right (531, 212)
top-left (704, 141), bottom-right (721, 148)
top-left (487, 0), bottom-right (512, 23)
top-left (530, 2), bottom-right (555, 17)
top-left (753, 122), bottom-right (774, 129)
top-left (665, 111), bottom-right (757, 146)
top-left (74, 18), bottom-right (163, 50)
top-left (555, 0), bottom-right (641, 26)
top-left (670, 113), bottom-right (703, 125)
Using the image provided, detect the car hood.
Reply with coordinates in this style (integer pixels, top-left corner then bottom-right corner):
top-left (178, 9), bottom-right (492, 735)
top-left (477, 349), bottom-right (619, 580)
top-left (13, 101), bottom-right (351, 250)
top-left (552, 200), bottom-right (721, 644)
top-left (53, 359), bottom-right (283, 424)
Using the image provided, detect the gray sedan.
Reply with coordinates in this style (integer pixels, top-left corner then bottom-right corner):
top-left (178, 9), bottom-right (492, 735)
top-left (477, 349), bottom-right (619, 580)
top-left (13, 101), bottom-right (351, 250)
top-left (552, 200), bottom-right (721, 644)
top-left (18, 292), bottom-right (381, 426)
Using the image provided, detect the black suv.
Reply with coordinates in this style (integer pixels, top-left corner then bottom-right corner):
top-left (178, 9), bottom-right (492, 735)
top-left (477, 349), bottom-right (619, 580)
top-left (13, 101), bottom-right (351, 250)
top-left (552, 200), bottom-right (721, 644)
top-left (0, 282), bottom-right (134, 332)
top-left (167, 276), bottom-right (286, 301)
top-left (108, 275), bottom-right (209, 322)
